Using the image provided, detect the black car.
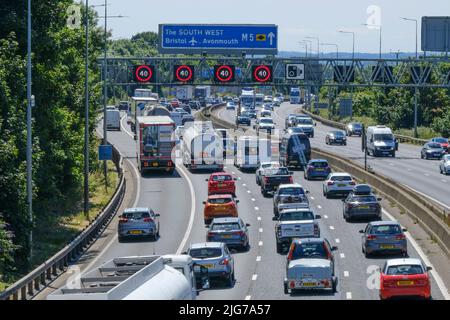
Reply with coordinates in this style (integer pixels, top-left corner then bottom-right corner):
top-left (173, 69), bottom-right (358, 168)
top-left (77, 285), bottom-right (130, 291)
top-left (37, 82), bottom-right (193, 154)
top-left (118, 101), bottom-right (129, 111)
top-left (182, 104), bottom-right (192, 114)
top-left (237, 115), bottom-right (251, 126)
top-left (189, 101), bottom-right (200, 110)
top-left (421, 142), bottom-right (446, 159)
top-left (346, 122), bottom-right (363, 136)
top-left (247, 110), bottom-right (257, 119)
top-left (325, 131), bottom-right (347, 145)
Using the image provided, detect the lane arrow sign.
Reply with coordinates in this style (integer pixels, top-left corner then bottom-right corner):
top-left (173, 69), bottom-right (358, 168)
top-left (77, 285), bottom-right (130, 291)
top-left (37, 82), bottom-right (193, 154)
top-left (268, 32), bottom-right (275, 45)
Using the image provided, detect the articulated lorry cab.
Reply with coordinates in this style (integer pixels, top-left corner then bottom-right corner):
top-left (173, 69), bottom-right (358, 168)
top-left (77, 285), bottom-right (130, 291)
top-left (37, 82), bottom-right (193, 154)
top-left (47, 255), bottom-right (209, 300)
top-left (137, 116), bottom-right (176, 174)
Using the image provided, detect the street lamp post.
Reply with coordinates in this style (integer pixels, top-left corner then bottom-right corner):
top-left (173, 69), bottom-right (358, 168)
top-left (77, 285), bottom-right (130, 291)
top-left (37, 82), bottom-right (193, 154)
top-left (338, 30), bottom-right (355, 59)
top-left (401, 17), bottom-right (418, 59)
top-left (27, 0), bottom-right (33, 263)
top-left (84, 0), bottom-right (90, 219)
top-left (301, 40), bottom-right (313, 57)
top-left (306, 36), bottom-right (320, 58)
top-left (362, 23), bottom-right (382, 59)
top-left (297, 42), bottom-right (308, 58)
top-left (320, 43), bottom-right (339, 59)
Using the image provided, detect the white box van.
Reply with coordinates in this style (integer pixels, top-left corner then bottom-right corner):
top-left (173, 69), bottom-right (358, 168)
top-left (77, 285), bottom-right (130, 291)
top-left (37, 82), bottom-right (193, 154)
top-left (106, 109), bottom-right (121, 131)
top-left (366, 125), bottom-right (397, 157)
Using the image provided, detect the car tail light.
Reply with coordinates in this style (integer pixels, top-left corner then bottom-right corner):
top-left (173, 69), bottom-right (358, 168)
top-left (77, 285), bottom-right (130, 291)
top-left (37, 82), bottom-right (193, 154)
top-left (327, 181), bottom-right (334, 185)
top-left (383, 279), bottom-right (396, 287)
top-left (119, 217), bottom-right (128, 223)
top-left (415, 279), bottom-right (428, 286)
top-left (233, 231), bottom-right (245, 237)
top-left (367, 235), bottom-right (377, 241)
top-left (219, 258), bottom-right (230, 266)
top-left (290, 281), bottom-right (296, 289)
top-left (167, 161), bottom-right (172, 167)
top-left (347, 203), bottom-right (353, 209)
top-left (314, 225), bottom-right (319, 237)
top-left (207, 232), bottom-right (214, 238)
top-left (395, 234), bottom-right (406, 240)
top-left (264, 177), bottom-right (270, 183)
top-left (288, 176), bottom-right (294, 183)
top-left (143, 217), bottom-right (154, 223)
top-left (321, 279), bottom-right (330, 287)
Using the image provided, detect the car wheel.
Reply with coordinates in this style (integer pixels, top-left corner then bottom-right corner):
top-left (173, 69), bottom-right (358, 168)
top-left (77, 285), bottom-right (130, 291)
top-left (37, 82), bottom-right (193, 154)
top-left (364, 250), bottom-right (370, 258)
top-left (284, 282), bottom-right (289, 294)
top-left (118, 235), bottom-right (125, 243)
top-left (226, 272), bottom-right (234, 287)
top-left (332, 277), bottom-right (338, 293)
top-left (276, 241), bottom-right (282, 254)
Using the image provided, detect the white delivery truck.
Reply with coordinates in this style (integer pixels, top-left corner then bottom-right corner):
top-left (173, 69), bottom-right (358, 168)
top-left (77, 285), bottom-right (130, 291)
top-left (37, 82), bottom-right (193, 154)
top-left (106, 109), bottom-right (121, 131)
top-left (176, 86), bottom-right (194, 102)
top-left (182, 121), bottom-right (223, 171)
top-left (366, 125), bottom-right (398, 157)
top-left (47, 255), bottom-right (209, 300)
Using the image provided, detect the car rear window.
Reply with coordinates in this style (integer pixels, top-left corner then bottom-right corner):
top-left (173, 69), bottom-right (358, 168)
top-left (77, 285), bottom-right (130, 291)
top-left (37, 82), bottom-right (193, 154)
top-left (331, 175), bottom-right (352, 181)
top-left (279, 187), bottom-right (304, 195)
top-left (351, 123), bottom-right (362, 128)
top-left (280, 211), bottom-right (314, 221)
top-left (311, 161), bottom-right (328, 168)
top-left (212, 175), bottom-right (232, 181)
top-left (291, 243), bottom-right (327, 259)
top-left (208, 197), bottom-right (233, 204)
top-left (371, 225), bottom-right (401, 234)
top-left (189, 248), bottom-right (223, 259)
top-left (265, 168), bottom-right (290, 175)
top-left (122, 211), bottom-right (150, 219)
top-left (433, 138), bottom-right (448, 143)
top-left (351, 195), bottom-right (377, 202)
top-left (211, 223), bottom-right (240, 231)
top-left (386, 265), bottom-right (423, 275)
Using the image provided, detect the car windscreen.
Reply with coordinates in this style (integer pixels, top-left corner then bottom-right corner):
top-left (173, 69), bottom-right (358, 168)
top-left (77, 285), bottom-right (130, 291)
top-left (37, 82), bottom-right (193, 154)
top-left (265, 168), bottom-right (289, 175)
top-left (208, 197), bottom-right (233, 204)
top-left (280, 211), bottom-right (314, 221)
top-left (310, 161), bottom-right (328, 168)
top-left (279, 187), bottom-right (304, 195)
top-left (122, 211), bottom-right (150, 219)
top-left (297, 118), bottom-right (313, 125)
top-left (260, 118), bottom-right (273, 124)
top-left (331, 131), bottom-right (345, 137)
top-left (291, 243), bottom-right (327, 259)
top-left (330, 175), bottom-right (352, 181)
top-left (351, 123), bottom-right (362, 128)
top-left (371, 224), bottom-right (402, 234)
top-left (211, 223), bottom-right (240, 231)
top-left (386, 264), bottom-right (424, 275)
top-left (374, 133), bottom-right (394, 141)
top-left (189, 248), bottom-right (223, 259)
top-left (289, 128), bottom-right (304, 133)
top-left (212, 175), bottom-right (232, 181)
top-left (351, 195), bottom-right (377, 202)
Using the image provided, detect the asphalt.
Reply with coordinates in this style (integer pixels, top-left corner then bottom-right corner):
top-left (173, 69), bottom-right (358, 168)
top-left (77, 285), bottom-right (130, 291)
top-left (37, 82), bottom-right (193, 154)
top-left (40, 107), bottom-right (449, 300)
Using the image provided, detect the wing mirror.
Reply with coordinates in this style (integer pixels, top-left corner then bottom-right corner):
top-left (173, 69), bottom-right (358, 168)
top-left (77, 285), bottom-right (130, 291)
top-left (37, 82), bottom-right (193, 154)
top-left (426, 266), bottom-right (432, 271)
top-left (246, 223), bottom-right (251, 227)
top-left (315, 215), bottom-right (321, 219)
top-left (289, 171), bottom-right (294, 175)
top-left (359, 230), bottom-right (364, 234)
top-left (155, 213), bottom-right (160, 217)
top-left (133, 134), bottom-right (137, 141)
top-left (234, 178), bottom-right (238, 181)
top-left (235, 199), bottom-right (240, 203)
top-left (305, 190), bottom-right (310, 194)
top-left (331, 246), bottom-right (338, 251)
top-left (341, 199), bottom-right (345, 202)
top-left (314, 122), bottom-right (317, 127)
top-left (272, 216), bottom-right (278, 221)
top-left (402, 228), bottom-right (408, 232)
top-left (202, 201), bottom-right (206, 205)
top-left (205, 179), bottom-right (209, 182)
top-left (377, 198), bottom-right (382, 201)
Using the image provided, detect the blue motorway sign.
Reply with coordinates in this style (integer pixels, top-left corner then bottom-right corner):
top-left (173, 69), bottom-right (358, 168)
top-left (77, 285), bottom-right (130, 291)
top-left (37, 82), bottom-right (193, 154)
top-left (98, 145), bottom-right (113, 161)
top-left (158, 24), bottom-right (278, 55)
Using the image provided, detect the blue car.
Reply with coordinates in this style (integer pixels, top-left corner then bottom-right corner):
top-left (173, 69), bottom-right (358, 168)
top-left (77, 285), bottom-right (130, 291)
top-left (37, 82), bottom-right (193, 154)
top-left (304, 159), bottom-right (331, 180)
top-left (237, 115), bottom-right (251, 126)
top-left (206, 217), bottom-right (250, 250)
top-left (360, 221), bottom-right (408, 258)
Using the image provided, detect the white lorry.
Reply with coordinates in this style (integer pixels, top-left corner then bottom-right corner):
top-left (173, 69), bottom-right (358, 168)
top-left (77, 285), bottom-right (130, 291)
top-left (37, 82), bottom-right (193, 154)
top-left (176, 86), bottom-right (194, 101)
top-left (47, 255), bottom-right (209, 300)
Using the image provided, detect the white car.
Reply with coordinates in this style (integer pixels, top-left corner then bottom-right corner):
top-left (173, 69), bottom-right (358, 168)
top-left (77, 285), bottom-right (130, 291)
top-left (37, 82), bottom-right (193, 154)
top-left (256, 161), bottom-right (281, 185)
top-left (262, 103), bottom-right (273, 111)
top-left (264, 95), bottom-right (273, 103)
top-left (439, 154), bottom-right (450, 175)
top-left (323, 173), bottom-right (356, 198)
top-left (226, 102), bottom-right (236, 110)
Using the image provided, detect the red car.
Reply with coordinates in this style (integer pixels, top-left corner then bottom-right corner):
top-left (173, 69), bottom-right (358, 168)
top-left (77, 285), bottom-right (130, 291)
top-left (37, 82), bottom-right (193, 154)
top-left (379, 258), bottom-right (432, 300)
top-left (431, 137), bottom-right (449, 153)
top-left (206, 172), bottom-right (237, 196)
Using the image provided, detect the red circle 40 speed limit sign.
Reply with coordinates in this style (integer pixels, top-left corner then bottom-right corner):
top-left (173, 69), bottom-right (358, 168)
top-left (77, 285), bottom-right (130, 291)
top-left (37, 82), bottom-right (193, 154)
top-left (214, 65), bottom-right (235, 82)
top-left (252, 65), bottom-right (272, 83)
top-left (133, 65), bottom-right (154, 82)
top-left (174, 65), bottom-right (194, 82)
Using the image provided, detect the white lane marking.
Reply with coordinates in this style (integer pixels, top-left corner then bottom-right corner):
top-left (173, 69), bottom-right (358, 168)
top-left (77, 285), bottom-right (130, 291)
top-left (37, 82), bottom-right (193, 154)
top-left (258, 241), bottom-right (263, 246)
top-left (259, 228), bottom-right (263, 233)
top-left (256, 256), bottom-right (261, 262)
top-left (335, 239), bottom-right (340, 243)
top-left (232, 171), bottom-right (236, 174)
top-left (329, 226), bottom-right (335, 230)
top-left (310, 196), bottom-right (315, 200)
top-left (238, 177), bottom-right (242, 180)
top-left (257, 216), bottom-right (262, 221)
top-left (401, 184), bottom-right (450, 210)
top-left (175, 164), bottom-right (197, 255)
top-left (344, 271), bottom-right (349, 277)
top-left (340, 253), bottom-right (345, 259)
top-left (317, 205), bottom-right (322, 209)
top-left (254, 207), bottom-right (259, 211)
top-left (245, 295), bottom-right (252, 300)
top-left (382, 208), bottom-right (450, 300)
top-left (83, 157), bottom-right (140, 273)
top-left (247, 190), bottom-right (252, 194)
top-left (252, 274), bottom-right (258, 281)
top-left (324, 215), bottom-right (329, 219)
top-left (442, 179), bottom-right (447, 183)
top-left (424, 173), bottom-right (430, 177)
top-left (120, 115), bottom-right (134, 138)
top-left (389, 163), bottom-right (394, 166)
top-left (243, 183), bottom-right (247, 187)
top-left (346, 292), bottom-right (352, 299)
top-left (251, 198), bottom-right (256, 202)
top-left (407, 168), bottom-right (412, 171)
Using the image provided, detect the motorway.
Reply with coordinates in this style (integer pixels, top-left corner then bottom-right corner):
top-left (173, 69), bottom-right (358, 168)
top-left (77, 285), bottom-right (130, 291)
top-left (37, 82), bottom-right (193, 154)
top-left (81, 107), bottom-right (449, 300)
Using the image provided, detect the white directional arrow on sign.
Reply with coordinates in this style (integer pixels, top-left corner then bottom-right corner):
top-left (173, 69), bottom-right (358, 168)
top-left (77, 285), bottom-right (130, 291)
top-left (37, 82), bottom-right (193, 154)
top-left (268, 32), bottom-right (275, 45)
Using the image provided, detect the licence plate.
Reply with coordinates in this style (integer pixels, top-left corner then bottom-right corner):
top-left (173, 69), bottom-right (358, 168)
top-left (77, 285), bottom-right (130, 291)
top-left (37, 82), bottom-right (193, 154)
top-left (315, 169), bottom-right (324, 171)
top-left (152, 162), bottom-right (159, 167)
top-left (217, 183), bottom-right (226, 187)
top-left (380, 245), bottom-right (394, 249)
top-left (359, 205), bottom-right (370, 209)
top-left (129, 230), bottom-right (142, 235)
top-left (302, 282), bottom-right (316, 287)
top-left (202, 264), bottom-right (214, 269)
top-left (397, 280), bottom-right (414, 286)
top-left (338, 184), bottom-right (346, 187)
top-left (222, 235), bottom-right (232, 239)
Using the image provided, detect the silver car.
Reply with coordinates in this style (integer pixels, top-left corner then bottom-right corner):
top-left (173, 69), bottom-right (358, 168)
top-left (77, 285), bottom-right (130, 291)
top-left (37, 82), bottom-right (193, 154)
top-left (186, 242), bottom-right (235, 287)
top-left (439, 154), bottom-right (450, 175)
top-left (118, 207), bottom-right (160, 241)
top-left (360, 221), bottom-right (408, 257)
top-left (206, 217), bottom-right (250, 250)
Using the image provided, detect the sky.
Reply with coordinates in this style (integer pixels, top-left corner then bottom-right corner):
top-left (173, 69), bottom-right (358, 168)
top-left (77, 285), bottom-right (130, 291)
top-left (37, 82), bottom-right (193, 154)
top-left (91, 0), bottom-right (449, 54)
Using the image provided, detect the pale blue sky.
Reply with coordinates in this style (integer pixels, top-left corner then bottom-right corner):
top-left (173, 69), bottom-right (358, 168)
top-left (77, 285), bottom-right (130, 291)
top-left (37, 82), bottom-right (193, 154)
top-left (91, 0), bottom-right (449, 53)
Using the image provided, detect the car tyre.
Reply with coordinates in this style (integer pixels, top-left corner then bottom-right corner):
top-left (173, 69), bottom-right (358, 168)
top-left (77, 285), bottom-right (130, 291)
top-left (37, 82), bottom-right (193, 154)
top-left (226, 272), bottom-right (234, 287)
top-left (284, 282), bottom-right (289, 295)
top-left (332, 277), bottom-right (338, 293)
top-left (118, 235), bottom-right (125, 243)
top-left (276, 241), bottom-right (282, 254)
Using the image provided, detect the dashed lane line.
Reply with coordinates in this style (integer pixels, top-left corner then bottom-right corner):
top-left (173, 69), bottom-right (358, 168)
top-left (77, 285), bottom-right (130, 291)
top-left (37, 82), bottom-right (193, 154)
top-left (346, 292), bottom-right (352, 299)
top-left (256, 256), bottom-right (261, 262)
top-left (340, 253), bottom-right (345, 259)
top-left (329, 226), bottom-right (335, 230)
top-left (245, 295), bottom-right (251, 300)
top-left (344, 271), bottom-right (349, 277)
top-left (252, 274), bottom-right (258, 281)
